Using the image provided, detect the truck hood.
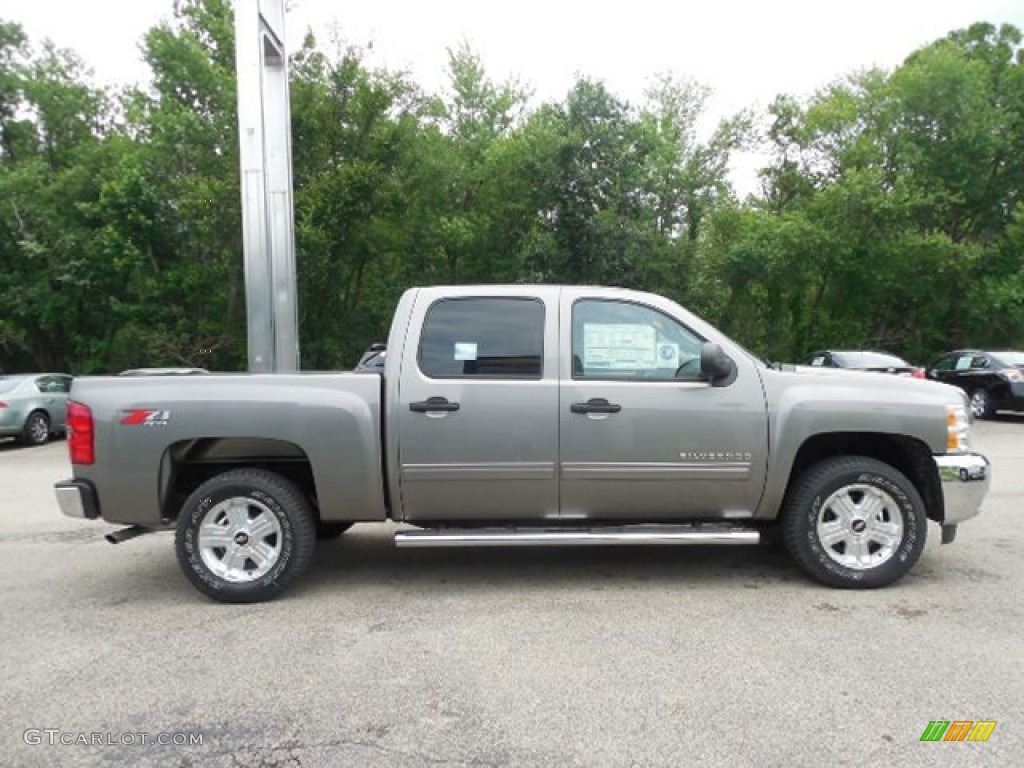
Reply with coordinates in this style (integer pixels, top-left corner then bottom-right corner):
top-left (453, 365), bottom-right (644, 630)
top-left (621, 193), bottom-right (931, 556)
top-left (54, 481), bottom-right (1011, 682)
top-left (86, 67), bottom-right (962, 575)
top-left (758, 364), bottom-right (970, 456)
top-left (783, 364), bottom-right (918, 377)
top-left (768, 365), bottom-right (966, 406)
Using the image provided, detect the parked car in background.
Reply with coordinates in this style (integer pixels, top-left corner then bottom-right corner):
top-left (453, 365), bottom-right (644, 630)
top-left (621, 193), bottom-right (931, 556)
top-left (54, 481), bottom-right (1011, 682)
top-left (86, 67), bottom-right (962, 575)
top-left (926, 350), bottom-right (1024, 419)
top-left (0, 373), bottom-right (73, 444)
top-left (802, 350), bottom-right (925, 378)
top-left (354, 343), bottom-right (387, 372)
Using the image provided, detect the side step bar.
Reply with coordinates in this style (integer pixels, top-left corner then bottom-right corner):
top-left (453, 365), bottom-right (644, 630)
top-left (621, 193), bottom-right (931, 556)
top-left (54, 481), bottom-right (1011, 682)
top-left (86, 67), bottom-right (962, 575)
top-left (395, 524), bottom-right (760, 548)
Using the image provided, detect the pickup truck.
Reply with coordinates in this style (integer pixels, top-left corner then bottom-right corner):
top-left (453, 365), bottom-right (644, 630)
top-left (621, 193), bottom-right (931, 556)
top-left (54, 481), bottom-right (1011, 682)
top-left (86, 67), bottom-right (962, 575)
top-left (55, 285), bottom-right (991, 602)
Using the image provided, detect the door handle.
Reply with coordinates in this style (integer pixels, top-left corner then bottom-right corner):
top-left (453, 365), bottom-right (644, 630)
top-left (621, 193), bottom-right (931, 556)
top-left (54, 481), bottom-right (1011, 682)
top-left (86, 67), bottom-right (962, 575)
top-left (409, 396), bottom-right (460, 413)
top-left (570, 398), bottom-right (622, 414)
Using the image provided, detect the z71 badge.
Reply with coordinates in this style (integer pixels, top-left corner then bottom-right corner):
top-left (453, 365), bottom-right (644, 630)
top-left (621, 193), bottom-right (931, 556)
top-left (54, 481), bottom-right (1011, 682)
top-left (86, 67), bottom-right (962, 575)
top-left (120, 409), bottom-right (171, 426)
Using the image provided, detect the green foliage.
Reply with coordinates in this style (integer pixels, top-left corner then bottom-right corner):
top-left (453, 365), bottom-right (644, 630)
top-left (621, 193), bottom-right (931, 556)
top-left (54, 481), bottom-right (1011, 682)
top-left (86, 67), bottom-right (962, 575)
top-left (0, 6), bottom-right (1022, 374)
top-left (713, 22), bottom-right (1024, 362)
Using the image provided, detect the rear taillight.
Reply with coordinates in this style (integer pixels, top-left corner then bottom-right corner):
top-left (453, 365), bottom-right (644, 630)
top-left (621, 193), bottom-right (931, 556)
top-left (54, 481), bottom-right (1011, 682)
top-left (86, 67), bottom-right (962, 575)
top-left (67, 401), bottom-right (94, 465)
top-left (912, 369), bottom-right (926, 379)
top-left (0, 401), bottom-right (7, 408)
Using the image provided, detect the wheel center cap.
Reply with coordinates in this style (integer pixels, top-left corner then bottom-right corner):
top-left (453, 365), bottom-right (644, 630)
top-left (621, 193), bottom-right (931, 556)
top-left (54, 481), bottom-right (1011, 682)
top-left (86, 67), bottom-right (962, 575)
top-left (851, 519), bottom-right (867, 534)
top-left (234, 532), bottom-right (249, 546)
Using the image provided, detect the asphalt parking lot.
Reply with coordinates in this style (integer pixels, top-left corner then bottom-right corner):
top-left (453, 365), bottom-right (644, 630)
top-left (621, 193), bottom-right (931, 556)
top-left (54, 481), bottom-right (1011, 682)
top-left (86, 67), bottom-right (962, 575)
top-left (1, 419), bottom-right (1022, 767)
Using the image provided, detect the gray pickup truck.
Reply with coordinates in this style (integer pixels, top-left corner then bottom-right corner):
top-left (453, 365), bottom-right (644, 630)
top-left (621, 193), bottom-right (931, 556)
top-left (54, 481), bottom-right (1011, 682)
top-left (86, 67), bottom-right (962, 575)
top-left (55, 285), bottom-right (991, 602)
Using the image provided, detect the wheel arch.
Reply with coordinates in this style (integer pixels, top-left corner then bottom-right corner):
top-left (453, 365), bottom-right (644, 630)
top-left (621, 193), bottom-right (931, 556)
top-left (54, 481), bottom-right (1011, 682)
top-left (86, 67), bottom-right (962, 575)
top-left (782, 432), bottom-right (942, 524)
top-left (160, 438), bottom-right (319, 522)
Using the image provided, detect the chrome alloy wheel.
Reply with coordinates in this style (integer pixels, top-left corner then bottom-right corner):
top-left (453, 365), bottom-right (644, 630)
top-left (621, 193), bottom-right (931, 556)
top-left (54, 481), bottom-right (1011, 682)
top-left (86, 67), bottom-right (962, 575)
top-left (815, 483), bottom-right (904, 570)
top-left (27, 413), bottom-right (49, 443)
top-left (197, 497), bottom-right (283, 582)
top-left (969, 389), bottom-right (989, 420)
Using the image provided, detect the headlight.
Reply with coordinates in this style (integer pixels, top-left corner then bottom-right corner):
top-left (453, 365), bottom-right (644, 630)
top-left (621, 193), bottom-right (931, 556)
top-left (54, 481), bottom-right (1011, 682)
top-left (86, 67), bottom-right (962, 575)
top-left (946, 404), bottom-right (971, 453)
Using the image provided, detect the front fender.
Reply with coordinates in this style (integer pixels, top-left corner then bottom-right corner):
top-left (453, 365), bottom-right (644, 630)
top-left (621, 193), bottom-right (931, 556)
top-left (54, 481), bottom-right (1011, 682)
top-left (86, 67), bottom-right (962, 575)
top-left (757, 371), bottom-right (956, 518)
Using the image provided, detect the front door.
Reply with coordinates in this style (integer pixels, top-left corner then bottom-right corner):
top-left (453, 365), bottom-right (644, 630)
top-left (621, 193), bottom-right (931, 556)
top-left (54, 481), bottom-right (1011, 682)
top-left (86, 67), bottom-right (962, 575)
top-left (396, 290), bottom-right (560, 522)
top-left (558, 292), bottom-right (769, 520)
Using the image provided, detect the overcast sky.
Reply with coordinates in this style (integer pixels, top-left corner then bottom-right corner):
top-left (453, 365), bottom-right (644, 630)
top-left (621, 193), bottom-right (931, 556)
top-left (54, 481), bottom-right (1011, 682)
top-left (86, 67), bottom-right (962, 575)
top-left (6, 0), bottom-right (1024, 193)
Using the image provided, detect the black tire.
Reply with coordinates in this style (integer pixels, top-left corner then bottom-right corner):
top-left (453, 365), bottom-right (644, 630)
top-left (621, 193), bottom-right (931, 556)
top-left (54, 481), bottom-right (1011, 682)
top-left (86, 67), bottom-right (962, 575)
top-left (175, 468), bottom-right (316, 603)
top-left (20, 411), bottom-right (50, 445)
top-left (781, 456), bottom-right (926, 589)
top-left (316, 521), bottom-right (354, 540)
top-left (969, 388), bottom-right (994, 420)
top-left (757, 523), bottom-right (786, 553)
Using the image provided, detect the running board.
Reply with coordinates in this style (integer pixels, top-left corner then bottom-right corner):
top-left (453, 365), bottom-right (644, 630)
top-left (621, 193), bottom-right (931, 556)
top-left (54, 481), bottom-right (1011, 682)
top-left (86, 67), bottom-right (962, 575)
top-left (395, 524), bottom-right (760, 548)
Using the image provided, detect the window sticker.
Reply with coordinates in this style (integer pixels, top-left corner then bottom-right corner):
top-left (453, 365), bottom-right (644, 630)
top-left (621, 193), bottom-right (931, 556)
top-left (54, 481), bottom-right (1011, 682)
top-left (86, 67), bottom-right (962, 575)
top-left (583, 323), bottom-right (657, 370)
top-left (656, 342), bottom-right (679, 369)
top-left (454, 342), bottom-right (478, 361)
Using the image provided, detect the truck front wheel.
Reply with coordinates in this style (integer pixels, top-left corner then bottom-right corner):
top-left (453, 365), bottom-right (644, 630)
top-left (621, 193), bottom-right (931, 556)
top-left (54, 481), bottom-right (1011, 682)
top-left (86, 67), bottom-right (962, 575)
top-left (781, 456), bottom-right (927, 589)
top-left (175, 468), bottom-right (316, 603)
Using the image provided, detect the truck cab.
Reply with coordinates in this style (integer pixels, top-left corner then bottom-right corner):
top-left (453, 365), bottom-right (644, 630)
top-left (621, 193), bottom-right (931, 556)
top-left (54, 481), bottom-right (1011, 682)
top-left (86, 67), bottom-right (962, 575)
top-left (386, 285), bottom-right (768, 524)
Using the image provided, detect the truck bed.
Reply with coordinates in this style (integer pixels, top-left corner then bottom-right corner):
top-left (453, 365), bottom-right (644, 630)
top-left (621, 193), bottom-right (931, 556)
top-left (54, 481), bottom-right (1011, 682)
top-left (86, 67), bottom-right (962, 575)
top-left (68, 373), bottom-right (387, 526)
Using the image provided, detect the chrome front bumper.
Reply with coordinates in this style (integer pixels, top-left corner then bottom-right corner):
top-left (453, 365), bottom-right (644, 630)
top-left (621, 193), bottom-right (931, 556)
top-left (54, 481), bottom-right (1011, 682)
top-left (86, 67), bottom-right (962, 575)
top-left (934, 453), bottom-right (990, 526)
top-left (55, 479), bottom-right (100, 520)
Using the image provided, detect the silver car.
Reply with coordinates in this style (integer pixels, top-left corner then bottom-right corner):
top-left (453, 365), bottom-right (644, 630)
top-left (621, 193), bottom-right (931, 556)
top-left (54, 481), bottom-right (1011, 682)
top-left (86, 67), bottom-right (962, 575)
top-left (0, 374), bottom-right (73, 445)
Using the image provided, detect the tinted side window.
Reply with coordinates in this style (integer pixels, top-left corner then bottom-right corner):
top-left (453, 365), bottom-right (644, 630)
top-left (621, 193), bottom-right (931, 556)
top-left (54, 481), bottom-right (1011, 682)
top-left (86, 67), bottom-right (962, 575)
top-left (572, 300), bottom-right (704, 381)
top-left (931, 355), bottom-right (956, 371)
top-left (418, 298), bottom-right (544, 378)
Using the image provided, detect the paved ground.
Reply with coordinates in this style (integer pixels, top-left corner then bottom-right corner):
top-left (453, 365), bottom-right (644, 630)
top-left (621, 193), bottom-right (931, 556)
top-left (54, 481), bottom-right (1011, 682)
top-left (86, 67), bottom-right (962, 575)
top-left (1, 418), bottom-right (1022, 767)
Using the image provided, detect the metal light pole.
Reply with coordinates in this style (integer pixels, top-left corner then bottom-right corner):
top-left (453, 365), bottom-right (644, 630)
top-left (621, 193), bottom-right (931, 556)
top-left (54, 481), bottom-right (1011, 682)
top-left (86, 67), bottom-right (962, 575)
top-left (235, 0), bottom-right (300, 372)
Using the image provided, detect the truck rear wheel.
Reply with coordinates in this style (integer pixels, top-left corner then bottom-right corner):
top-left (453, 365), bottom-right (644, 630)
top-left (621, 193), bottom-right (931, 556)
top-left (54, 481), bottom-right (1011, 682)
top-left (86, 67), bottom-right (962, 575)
top-left (781, 456), bottom-right (926, 588)
top-left (175, 468), bottom-right (316, 603)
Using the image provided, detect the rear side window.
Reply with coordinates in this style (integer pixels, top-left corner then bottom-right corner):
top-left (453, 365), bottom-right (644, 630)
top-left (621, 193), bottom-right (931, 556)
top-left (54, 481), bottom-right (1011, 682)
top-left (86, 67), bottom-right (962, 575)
top-left (418, 298), bottom-right (544, 378)
top-left (35, 376), bottom-right (69, 393)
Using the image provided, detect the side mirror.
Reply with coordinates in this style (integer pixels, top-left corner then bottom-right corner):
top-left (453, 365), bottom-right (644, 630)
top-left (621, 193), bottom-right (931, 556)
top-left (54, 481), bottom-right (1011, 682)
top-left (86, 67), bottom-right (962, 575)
top-left (700, 342), bottom-right (736, 385)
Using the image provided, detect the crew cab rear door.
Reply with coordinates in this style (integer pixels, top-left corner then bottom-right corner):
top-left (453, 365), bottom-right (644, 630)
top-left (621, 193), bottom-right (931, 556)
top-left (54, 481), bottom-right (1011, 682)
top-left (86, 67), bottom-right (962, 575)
top-left (394, 287), bottom-right (560, 521)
